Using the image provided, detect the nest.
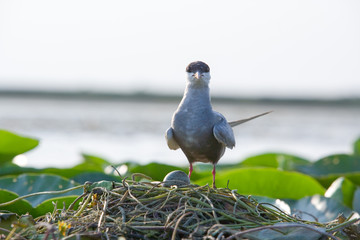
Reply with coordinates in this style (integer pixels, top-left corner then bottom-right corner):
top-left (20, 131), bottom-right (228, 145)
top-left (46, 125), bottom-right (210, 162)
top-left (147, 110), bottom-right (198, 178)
top-left (21, 177), bottom-right (358, 239)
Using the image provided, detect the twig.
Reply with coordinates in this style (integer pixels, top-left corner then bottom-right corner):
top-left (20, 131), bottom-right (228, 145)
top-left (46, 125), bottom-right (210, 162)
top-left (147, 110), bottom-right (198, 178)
top-left (199, 193), bottom-right (220, 224)
top-left (224, 223), bottom-right (339, 240)
top-left (327, 217), bottom-right (360, 233)
top-left (171, 212), bottom-right (192, 240)
top-left (111, 165), bottom-right (122, 178)
top-left (74, 192), bottom-right (92, 217)
top-left (97, 194), bottom-right (109, 232)
top-left (2, 226), bottom-right (26, 240)
top-left (67, 192), bottom-right (87, 211)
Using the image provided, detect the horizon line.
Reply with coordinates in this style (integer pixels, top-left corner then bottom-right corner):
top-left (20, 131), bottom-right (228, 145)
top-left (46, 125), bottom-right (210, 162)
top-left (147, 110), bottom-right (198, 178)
top-left (0, 89), bottom-right (359, 105)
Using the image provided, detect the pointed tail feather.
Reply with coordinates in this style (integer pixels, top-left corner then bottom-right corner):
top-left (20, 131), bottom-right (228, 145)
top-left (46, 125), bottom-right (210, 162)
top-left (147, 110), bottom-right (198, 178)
top-left (228, 111), bottom-right (272, 127)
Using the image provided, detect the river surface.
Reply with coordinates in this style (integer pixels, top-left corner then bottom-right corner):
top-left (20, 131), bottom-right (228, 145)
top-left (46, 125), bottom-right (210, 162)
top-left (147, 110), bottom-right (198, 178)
top-left (1, 95), bottom-right (359, 168)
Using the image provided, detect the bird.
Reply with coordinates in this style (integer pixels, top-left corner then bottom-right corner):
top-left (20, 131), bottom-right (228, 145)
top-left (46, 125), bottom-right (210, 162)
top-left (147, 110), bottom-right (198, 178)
top-left (165, 61), bottom-right (270, 188)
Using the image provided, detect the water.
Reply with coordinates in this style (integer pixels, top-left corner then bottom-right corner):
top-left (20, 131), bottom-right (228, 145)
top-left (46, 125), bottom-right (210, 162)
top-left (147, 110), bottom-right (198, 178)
top-left (1, 95), bottom-right (359, 168)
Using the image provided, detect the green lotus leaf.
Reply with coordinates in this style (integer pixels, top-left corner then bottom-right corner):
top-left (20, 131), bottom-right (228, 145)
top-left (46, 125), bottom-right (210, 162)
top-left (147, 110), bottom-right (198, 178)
top-left (324, 177), bottom-right (357, 208)
top-left (240, 153), bottom-right (310, 171)
top-left (195, 168), bottom-right (325, 199)
top-left (0, 130), bottom-right (39, 164)
top-left (0, 174), bottom-right (82, 206)
top-left (0, 189), bottom-right (34, 215)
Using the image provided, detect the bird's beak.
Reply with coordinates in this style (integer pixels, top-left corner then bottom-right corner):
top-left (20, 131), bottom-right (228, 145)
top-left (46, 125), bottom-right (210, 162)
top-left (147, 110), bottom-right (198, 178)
top-left (194, 72), bottom-right (201, 80)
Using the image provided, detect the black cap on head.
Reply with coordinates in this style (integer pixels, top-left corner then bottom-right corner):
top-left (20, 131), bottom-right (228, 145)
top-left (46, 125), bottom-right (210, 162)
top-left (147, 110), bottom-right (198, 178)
top-left (186, 61), bottom-right (210, 73)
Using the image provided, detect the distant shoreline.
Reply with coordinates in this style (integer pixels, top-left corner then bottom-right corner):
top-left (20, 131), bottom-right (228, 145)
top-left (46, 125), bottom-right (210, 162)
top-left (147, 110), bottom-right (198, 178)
top-left (0, 89), bottom-right (359, 106)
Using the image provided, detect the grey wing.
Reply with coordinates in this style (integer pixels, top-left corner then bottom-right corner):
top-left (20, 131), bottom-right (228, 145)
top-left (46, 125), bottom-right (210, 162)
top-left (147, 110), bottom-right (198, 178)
top-left (165, 127), bottom-right (180, 150)
top-left (213, 114), bottom-right (235, 149)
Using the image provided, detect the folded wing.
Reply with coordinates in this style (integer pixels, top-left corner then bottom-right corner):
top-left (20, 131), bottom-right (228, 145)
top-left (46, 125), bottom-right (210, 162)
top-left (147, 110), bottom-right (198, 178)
top-left (213, 116), bottom-right (235, 149)
top-left (165, 127), bottom-right (180, 150)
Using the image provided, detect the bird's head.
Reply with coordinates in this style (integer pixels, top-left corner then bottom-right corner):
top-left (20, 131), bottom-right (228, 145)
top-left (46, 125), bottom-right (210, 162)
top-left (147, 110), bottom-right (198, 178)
top-left (186, 61), bottom-right (211, 87)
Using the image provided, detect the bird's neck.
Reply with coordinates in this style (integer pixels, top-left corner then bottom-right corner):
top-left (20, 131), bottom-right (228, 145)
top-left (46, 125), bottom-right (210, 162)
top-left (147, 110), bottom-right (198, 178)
top-left (180, 84), bottom-right (212, 110)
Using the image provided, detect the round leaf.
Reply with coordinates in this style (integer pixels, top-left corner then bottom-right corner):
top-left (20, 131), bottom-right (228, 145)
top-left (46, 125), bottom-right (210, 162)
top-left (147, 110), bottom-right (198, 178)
top-left (353, 187), bottom-right (360, 213)
top-left (129, 162), bottom-right (186, 181)
top-left (195, 168), bottom-right (325, 199)
top-left (240, 153), bottom-right (310, 170)
top-left (298, 154), bottom-right (360, 177)
top-left (0, 189), bottom-right (34, 215)
top-left (0, 130), bottom-right (39, 163)
top-left (354, 138), bottom-right (360, 156)
top-left (325, 177), bottom-right (357, 208)
top-left (0, 174), bottom-right (82, 206)
top-left (289, 195), bottom-right (354, 222)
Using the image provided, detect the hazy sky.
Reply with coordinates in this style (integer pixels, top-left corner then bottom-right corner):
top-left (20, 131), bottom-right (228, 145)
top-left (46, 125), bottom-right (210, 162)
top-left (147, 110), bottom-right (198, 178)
top-left (0, 0), bottom-right (359, 98)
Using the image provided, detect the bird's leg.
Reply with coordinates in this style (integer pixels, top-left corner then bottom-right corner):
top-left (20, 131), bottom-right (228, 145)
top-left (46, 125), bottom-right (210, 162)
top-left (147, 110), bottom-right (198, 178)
top-left (188, 162), bottom-right (193, 178)
top-left (212, 164), bottom-right (216, 188)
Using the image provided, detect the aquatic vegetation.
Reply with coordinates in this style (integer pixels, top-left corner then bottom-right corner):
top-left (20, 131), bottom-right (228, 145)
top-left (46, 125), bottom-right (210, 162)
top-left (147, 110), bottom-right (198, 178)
top-left (0, 130), bottom-right (359, 239)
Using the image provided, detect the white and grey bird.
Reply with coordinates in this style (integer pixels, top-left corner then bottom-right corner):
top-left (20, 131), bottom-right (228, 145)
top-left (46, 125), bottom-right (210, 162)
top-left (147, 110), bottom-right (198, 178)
top-left (166, 61), bottom-right (270, 188)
